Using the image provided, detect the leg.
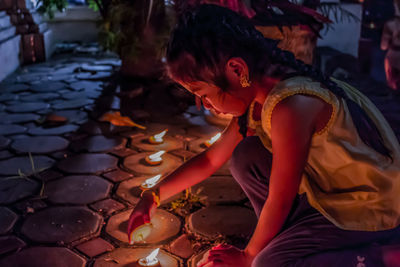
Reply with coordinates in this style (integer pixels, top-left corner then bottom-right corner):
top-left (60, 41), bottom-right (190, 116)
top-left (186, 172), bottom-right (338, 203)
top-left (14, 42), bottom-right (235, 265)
top-left (252, 194), bottom-right (400, 267)
top-left (230, 136), bottom-right (272, 217)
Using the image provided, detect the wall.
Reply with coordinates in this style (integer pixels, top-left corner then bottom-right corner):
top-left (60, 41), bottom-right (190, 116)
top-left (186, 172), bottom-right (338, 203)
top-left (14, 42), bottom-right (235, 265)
top-left (317, 3), bottom-right (363, 57)
top-left (46, 5), bottom-right (100, 43)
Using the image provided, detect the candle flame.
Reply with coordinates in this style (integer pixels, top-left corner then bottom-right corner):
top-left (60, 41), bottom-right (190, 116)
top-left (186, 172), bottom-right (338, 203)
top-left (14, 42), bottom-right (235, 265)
top-left (205, 133), bottom-right (221, 147)
top-left (142, 174), bottom-right (162, 188)
top-left (148, 150), bottom-right (165, 162)
top-left (146, 248), bottom-right (160, 262)
top-left (153, 130), bottom-right (167, 142)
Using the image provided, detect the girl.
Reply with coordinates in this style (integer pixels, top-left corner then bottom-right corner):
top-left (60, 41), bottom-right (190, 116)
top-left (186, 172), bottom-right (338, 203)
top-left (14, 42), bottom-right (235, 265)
top-left (128, 5), bottom-right (400, 266)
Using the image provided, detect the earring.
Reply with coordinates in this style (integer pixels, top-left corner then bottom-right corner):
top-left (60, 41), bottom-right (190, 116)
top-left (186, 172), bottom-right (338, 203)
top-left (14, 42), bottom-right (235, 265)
top-left (240, 74), bottom-right (251, 88)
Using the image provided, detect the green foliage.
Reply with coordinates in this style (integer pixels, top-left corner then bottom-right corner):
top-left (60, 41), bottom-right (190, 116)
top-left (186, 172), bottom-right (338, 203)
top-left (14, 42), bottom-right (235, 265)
top-left (36, 0), bottom-right (68, 19)
top-left (87, 0), bottom-right (100, 12)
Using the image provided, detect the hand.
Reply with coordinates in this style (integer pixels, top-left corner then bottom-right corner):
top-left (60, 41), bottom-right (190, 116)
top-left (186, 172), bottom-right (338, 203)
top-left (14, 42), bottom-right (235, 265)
top-left (126, 191), bottom-right (157, 244)
top-left (197, 244), bottom-right (253, 267)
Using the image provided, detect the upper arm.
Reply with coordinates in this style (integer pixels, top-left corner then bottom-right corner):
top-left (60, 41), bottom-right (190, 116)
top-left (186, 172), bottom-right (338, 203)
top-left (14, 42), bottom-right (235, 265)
top-left (268, 95), bottom-right (322, 205)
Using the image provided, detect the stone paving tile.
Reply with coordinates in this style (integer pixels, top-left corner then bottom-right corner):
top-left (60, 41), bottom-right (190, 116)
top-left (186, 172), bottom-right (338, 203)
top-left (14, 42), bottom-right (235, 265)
top-left (191, 176), bottom-right (246, 205)
top-left (57, 153), bottom-right (118, 174)
top-left (28, 124), bottom-right (80, 135)
top-left (82, 64), bottom-right (113, 72)
top-left (76, 237), bottom-right (115, 258)
top-left (21, 207), bottom-right (103, 244)
top-left (130, 135), bottom-right (185, 152)
top-left (0, 136), bottom-right (10, 149)
top-left (14, 199), bottom-right (47, 215)
top-left (80, 120), bottom-right (130, 135)
top-left (0, 113), bottom-right (40, 123)
top-left (0, 155), bottom-right (55, 176)
top-left (0, 150), bottom-right (13, 159)
top-left (94, 248), bottom-right (182, 267)
top-left (0, 124), bottom-right (27, 135)
top-left (20, 92), bottom-right (60, 102)
top-left (36, 169), bottom-right (64, 181)
top-left (0, 247), bottom-right (86, 267)
top-left (71, 135), bottom-right (127, 153)
top-left (0, 93), bottom-right (18, 102)
top-left (44, 175), bottom-right (112, 204)
top-left (6, 102), bottom-right (50, 113)
top-left (52, 98), bottom-right (94, 110)
top-left (77, 71), bottom-right (112, 80)
top-left (69, 81), bottom-right (102, 91)
top-left (116, 176), bottom-right (150, 205)
top-left (0, 207), bottom-right (18, 234)
top-left (31, 81), bottom-right (66, 92)
top-left (0, 83), bottom-right (29, 93)
top-left (188, 206), bottom-right (257, 239)
top-left (106, 208), bottom-right (181, 244)
top-left (11, 136), bottom-right (69, 154)
top-left (52, 110), bottom-right (88, 124)
top-left (102, 169), bottom-right (134, 183)
top-left (90, 198), bottom-right (125, 216)
top-left (123, 152), bottom-right (183, 176)
top-left (170, 149), bottom-right (196, 162)
top-left (0, 236), bottom-right (26, 256)
top-left (110, 148), bottom-right (137, 158)
top-left (187, 125), bottom-right (222, 138)
top-left (0, 178), bottom-right (40, 204)
top-left (168, 234), bottom-right (195, 259)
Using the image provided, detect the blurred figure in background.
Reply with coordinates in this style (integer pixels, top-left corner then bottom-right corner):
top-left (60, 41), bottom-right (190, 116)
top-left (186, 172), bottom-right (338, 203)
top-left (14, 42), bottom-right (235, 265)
top-left (381, 0), bottom-right (400, 90)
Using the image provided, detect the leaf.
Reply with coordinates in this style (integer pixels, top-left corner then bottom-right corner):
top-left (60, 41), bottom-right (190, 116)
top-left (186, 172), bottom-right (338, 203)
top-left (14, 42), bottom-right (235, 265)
top-left (99, 112), bottom-right (146, 129)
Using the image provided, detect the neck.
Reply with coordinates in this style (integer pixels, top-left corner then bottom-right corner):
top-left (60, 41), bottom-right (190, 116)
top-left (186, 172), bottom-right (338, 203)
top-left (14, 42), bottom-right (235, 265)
top-left (252, 76), bottom-right (282, 104)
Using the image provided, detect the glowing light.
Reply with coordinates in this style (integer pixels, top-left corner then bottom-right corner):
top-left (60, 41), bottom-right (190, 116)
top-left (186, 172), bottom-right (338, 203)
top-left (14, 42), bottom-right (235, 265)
top-left (146, 150), bottom-right (165, 164)
top-left (141, 174), bottom-right (162, 189)
top-left (149, 130), bottom-right (168, 144)
top-left (204, 133), bottom-right (222, 147)
top-left (138, 248), bottom-right (160, 266)
top-left (129, 224), bottom-right (152, 244)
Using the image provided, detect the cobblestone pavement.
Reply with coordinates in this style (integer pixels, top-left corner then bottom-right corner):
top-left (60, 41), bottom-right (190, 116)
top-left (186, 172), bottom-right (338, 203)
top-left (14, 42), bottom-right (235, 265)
top-left (0, 51), bottom-right (399, 267)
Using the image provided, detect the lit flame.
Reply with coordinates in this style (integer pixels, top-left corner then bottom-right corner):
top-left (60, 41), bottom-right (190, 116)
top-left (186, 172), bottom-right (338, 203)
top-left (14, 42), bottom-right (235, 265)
top-left (141, 174), bottom-right (162, 189)
top-left (146, 248), bottom-right (160, 262)
top-left (153, 130), bottom-right (167, 143)
top-left (138, 248), bottom-right (160, 266)
top-left (148, 150), bottom-right (165, 162)
top-left (205, 133), bottom-right (222, 147)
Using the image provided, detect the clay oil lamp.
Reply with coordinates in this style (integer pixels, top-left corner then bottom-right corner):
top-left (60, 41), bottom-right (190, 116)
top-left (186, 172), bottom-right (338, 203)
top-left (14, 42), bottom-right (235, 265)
top-left (141, 174), bottom-right (162, 190)
top-left (149, 130), bottom-right (168, 144)
top-left (204, 133), bottom-right (222, 147)
top-left (130, 223), bottom-right (153, 244)
top-left (137, 248), bottom-right (161, 267)
top-left (145, 150), bottom-right (166, 166)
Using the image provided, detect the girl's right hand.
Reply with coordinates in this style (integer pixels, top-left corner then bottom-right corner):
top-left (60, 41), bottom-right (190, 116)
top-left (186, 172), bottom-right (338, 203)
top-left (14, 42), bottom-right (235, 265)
top-left (127, 191), bottom-right (158, 244)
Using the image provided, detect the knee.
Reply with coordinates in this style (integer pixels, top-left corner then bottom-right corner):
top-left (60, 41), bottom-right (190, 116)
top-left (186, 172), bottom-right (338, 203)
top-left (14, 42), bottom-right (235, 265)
top-left (252, 247), bottom-right (289, 267)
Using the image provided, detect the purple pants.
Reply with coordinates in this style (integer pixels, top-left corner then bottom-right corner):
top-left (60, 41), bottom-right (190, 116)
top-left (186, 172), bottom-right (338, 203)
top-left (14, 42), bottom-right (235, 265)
top-left (230, 136), bottom-right (400, 267)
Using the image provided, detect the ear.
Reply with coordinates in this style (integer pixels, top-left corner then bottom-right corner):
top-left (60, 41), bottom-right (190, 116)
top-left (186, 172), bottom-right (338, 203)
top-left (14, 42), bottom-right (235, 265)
top-left (225, 57), bottom-right (249, 82)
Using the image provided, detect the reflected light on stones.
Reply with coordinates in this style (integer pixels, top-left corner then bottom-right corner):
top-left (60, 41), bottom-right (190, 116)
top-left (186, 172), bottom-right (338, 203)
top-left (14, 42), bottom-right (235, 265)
top-left (149, 130), bottom-right (168, 144)
top-left (138, 248), bottom-right (160, 266)
top-left (145, 151), bottom-right (166, 165)
top-left (141, 175), bottom-right (162, 189)
top-left (130, 223), bottom-right (153, 245)
top-left (204, 133), bottom-right (221, 147)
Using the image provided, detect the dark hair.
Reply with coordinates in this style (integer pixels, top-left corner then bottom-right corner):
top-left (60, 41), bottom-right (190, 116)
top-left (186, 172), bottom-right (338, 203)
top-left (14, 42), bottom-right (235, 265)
top-left (166, 4), bottom-right (392, 160)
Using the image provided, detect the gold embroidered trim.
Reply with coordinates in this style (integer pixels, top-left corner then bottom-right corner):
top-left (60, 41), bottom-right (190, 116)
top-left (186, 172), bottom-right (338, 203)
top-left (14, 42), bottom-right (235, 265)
top-left (264, 89), bottom-right (338, 136)
top-left (247, 101), bottom-right (261, 129)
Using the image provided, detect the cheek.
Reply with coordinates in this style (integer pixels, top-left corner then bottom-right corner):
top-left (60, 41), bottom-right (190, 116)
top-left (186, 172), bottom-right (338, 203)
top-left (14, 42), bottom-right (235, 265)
top-left (220, 93), bottom-right (247, 115)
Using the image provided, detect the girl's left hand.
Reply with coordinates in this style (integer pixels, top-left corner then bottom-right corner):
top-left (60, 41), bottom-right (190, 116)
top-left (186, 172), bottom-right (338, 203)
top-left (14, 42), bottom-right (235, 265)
top-left (197, 244), bottom-right (253, 267)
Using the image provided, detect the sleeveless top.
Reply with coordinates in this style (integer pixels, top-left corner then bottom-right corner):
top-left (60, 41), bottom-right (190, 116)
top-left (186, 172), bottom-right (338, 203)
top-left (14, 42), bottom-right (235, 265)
top-left (247, 76), bottom-right (400, 231)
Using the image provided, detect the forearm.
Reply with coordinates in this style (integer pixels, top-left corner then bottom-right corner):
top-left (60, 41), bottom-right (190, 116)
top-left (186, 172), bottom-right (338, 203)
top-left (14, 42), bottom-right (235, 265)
top-left (158, 151), bottom-right (221, 201)
top-left (245, 198), bottom-right (293, 258)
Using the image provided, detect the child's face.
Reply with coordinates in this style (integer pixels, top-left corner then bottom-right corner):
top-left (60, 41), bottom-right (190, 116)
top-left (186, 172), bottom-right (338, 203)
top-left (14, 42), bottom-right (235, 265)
top-left (177, 80), bottom-right (248, 117)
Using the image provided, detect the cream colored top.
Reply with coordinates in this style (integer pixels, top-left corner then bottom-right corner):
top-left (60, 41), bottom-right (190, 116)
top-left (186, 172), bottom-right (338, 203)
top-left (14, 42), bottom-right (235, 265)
top-left (248, 76), bottom-right (400, 231)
